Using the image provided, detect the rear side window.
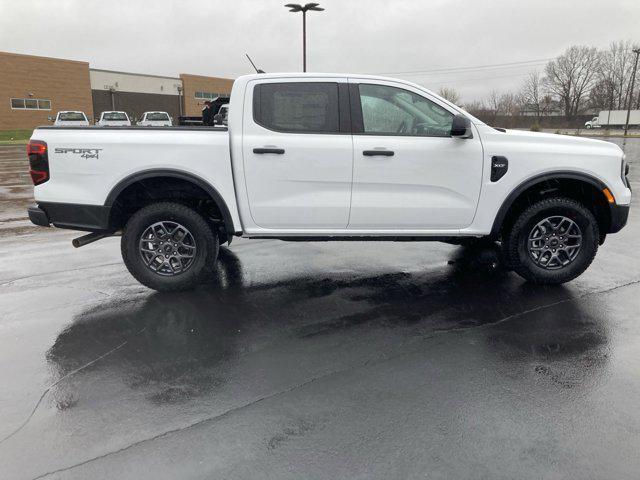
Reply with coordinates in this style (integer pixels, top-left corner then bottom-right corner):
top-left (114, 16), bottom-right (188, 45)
top-left (253, 82), bottom-right (339, 133)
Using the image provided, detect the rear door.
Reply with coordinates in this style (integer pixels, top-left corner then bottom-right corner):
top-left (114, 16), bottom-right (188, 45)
top-left (348, 80), bottom-right (484, 230)
top-left (242, 79), bottom-right (353, 229)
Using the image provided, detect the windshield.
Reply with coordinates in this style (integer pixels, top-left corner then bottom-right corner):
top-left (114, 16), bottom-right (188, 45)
top-left (103, 112), bottom-right (128, 121)
top-left (58, 112), bottom-right (86, 121)
top-left (146, 113), bottom-right (169, 121)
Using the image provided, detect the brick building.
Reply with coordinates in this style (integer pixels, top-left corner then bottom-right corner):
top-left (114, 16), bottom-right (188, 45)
top-left (0, 51), bottom-right (93, 130)
top-left (0, 50), bottom-right (234, 130)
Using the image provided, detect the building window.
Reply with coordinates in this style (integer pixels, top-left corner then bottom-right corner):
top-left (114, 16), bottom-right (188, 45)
top-left (10, 98), bottom-right (52, 110)
top-left (195, 91), bottom-right (222, 100)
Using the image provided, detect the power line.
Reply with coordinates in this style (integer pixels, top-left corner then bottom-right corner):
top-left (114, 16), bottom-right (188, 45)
top-left (429, 71), bottom-right (536, 86)
top-left (396, 62), bottom-right (548, 78)
top-left (375, 58), bottom-right (552, 76)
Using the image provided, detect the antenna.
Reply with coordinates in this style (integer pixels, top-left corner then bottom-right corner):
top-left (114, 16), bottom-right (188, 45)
top-left (245, 54), bottom-right (265, 74)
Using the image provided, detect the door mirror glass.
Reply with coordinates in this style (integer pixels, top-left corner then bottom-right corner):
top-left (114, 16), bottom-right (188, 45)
top-left (450, 114), bottom-right (472, 138)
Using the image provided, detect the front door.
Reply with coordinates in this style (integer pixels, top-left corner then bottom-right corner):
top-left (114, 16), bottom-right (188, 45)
top-left (348, 80), bottom-right (484, 230)
top-left (242, 80), bottom-right (353, 229)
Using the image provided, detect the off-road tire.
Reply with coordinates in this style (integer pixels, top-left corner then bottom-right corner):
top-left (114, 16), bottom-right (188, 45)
top-left (504, 197), bottom-right (599, 284)
top-left (121, 202), bottom-right (219, 292)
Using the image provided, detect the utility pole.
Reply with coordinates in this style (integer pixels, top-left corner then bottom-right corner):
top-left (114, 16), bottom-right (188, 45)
top-left (624, 47), bottom-right (640, 136)
top-left (285, 3), bottom-right (324, 72)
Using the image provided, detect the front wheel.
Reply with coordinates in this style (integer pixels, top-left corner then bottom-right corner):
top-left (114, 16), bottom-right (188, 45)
top-left (503, 197), bottom-right (599, 284)
top-left (121, 202), bottom-right (219, 292)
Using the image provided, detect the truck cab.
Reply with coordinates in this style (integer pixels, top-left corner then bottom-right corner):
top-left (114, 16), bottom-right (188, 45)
top-left (53, 111), bottom-right (89, 126)
top-left (585, 116), bottom-right (601, 129)
top-left (96, 111), bottom-right (131, 127)
top-left (137, 111), bottom-right (172, 127)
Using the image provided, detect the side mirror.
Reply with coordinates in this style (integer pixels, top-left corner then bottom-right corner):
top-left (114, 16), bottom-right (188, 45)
top-left (48, 116), bottom-right (54, 122)
top-left (450, 114), bottom-right (472, 138)
top-left (213, 114), bottom-right (222, 125)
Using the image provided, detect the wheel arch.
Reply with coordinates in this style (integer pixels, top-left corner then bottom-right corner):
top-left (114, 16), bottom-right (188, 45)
top-left (491, 171), bottom-right (612, 238)
top-left (105, 169), bottom-right (236, 242)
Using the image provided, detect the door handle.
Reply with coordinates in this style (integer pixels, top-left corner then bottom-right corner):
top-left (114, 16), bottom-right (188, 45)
top-left (363, 150), bottom-right (394, 157)
top-left (253, 147), bottom-right (285, 154)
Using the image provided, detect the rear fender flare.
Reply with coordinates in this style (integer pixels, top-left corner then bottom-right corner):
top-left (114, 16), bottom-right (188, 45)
top-left (105, 169), bottom-right (235, 241)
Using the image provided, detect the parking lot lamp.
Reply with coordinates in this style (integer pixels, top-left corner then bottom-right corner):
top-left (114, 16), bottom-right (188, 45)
top-left (624, 47), bottom-right (640, 136)
top-left (284, 3), bottom-right (324, 72)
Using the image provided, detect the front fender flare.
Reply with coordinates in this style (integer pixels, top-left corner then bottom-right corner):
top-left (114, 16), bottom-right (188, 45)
top-left (490, 171), bottom-right (609, 237)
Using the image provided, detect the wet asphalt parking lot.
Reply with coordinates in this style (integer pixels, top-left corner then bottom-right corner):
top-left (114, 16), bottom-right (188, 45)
top-left (0, 138), bottom-right (639, 479)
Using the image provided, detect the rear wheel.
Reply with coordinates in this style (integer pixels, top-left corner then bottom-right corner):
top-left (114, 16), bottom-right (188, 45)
top-left (121, 202), bottom-right (218, 291)
top-left (504, 197), bottom-right (599, 284)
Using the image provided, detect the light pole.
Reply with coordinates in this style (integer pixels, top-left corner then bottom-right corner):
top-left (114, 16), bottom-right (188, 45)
top-left (285, 3), bottom-right (324, 72)
top-left (624, 47), bottom-right (640, 136)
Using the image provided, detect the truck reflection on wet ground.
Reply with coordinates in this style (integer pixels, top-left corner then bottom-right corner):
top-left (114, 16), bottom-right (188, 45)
top-left (46, 243), bottom-right (608, 411)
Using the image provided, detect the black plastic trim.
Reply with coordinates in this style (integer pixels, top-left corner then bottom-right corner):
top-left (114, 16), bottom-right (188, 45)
top-left (34, 202), bottom-right (112, 232)
top-left (104, 169), bottom-right (237, 238)
top-left (609, 204), bottom-right (629, 233)
top-left (28, 205), bottom-right (50, 227)
top-left (363, 150), bottom-right (394, 157)
top-left (490, 156), bottom-right (508, 182)
top-left (490, 171), bottom-right (617, 236)
top-left (253, 148), bottom-right (285, 154)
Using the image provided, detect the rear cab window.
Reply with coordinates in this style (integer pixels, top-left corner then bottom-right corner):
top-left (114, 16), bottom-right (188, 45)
top-left (57, 112), bottom-right (86, 122)
top-left (146, 112), bottom-right (170, 121)
top-left (102, 112), bottom-right (128, 121)
top-left (252, 82), bottom-right (341, 134)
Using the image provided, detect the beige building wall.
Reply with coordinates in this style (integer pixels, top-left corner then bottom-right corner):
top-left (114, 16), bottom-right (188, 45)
top-left (0, 51), bottom-right (93, 130)
top-left (179, 74), bottom-right (234, 116)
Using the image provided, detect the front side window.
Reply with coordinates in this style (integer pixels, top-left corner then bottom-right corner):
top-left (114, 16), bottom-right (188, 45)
top-left (358, 84), bottom-right (453, 137)
top-left (254, 82), bottom-right (339, 133)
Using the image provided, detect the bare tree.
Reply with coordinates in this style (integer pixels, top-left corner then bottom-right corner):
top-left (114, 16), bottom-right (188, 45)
top-left (519, 71), bottom-right (547, 119)
top-left (437, 86), bottom-right (461, 104)
top-left (595, 41), bottom-right (637, 111)
top-left (487, 90), bottom-right (501, 118)
top-left (544, 45), bottom-right (601, 119)
top-left (499, 92), bottom-right (519, 116)
top-left (462, 100), bottom-right (488, 117)
top-left (487, 90), bottom-right (519, 117)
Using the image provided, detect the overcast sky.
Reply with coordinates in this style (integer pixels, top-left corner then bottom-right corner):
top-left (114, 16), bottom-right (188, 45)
top-left (1, 0), bottom-right (639, 102)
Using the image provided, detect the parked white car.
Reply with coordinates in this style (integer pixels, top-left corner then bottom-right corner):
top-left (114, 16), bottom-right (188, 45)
top-left (96, 111), bottom-right (131, 127)
top-left (137, 111), bottom-right (172, 127)
top-left (53, 111), bottom-right (89, 126)
top-left (27, 73), bottom-right (631, 291)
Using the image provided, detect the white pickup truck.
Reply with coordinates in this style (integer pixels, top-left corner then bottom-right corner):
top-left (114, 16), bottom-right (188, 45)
top-left (27, 73), bottom-right (631, 291)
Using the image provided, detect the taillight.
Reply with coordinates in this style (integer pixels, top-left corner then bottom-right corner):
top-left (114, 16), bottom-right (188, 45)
top-left (27, 140), bottom-right (49, 185)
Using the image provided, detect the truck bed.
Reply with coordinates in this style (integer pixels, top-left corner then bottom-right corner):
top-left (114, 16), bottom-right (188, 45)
top-left (31, 125), bottom-right (239, 227)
